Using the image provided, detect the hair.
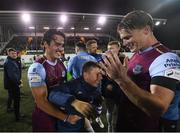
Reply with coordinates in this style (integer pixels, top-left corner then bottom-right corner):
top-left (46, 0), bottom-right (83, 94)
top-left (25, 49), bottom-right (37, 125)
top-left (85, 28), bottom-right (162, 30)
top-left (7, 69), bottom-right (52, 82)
top-left (107, 41), bottom-right (121, 47)
top-left (117, 10), bottom-right (154, 32)
top-left (41, 29), bottom-right (65, 45)
top-left (82, 61), bottom-right (101, 74)
top-left (75, 41), bottom-right (86, 51)
top-left (86, 40), bottom-right (97, 49)
top-left (7, 48), bottom-right (16, 53)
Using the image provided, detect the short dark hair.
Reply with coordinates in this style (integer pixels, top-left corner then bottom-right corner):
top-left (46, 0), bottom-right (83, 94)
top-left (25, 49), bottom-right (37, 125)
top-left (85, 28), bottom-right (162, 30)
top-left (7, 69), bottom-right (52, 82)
top-left (118, 10), bottom-right (154, 31)
top-left (41, 29), bottom-right (65, 45)
top-left (82, 61), bottom-right (101, 74)
top-left (7, 48), bottom-right (16, 53)
top-left (75, 41), bottom-right (86, 51)
top-left (86, 40), bottom-right (97, 49)
top-left (108, 41), bottom-right (121, 47)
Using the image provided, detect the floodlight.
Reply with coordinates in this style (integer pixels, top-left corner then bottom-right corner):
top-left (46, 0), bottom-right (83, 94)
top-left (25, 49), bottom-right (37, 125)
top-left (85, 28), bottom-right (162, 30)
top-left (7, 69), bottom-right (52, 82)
top-left (84, 27), bottom-right (89, 30)
top-left (71, 27), bottom-right (75, 30)
top-left (96, 27), bottom-right (102, 30)
top-left (28, 26), bottom-right (35, 29)
top-left (98, 16), bottom-right (106, 25)
top-left (43, 26), bottom-right (50, 30)
top-left (155, 21), bottom-right (160, 26)
top-left (60, 14), bottom-right (68, 23)
top-left (21, 13), bottom-right (31, 23)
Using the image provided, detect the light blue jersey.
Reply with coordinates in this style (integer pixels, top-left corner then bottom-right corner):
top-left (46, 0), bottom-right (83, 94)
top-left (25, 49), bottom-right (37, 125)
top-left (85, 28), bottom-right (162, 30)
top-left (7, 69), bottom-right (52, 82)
top-left (67, 52), bottom-right (97, 79)
top-left (27, 62), bottom-right (46, 88)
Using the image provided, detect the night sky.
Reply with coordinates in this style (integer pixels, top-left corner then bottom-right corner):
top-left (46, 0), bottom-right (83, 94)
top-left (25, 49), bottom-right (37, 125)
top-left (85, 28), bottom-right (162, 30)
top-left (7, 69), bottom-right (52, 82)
top-left (0, 0), bottom-right (180, 49)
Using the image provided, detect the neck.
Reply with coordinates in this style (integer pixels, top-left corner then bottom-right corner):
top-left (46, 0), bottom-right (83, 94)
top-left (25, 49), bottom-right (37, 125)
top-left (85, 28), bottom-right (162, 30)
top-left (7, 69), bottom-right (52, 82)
top-left (44, 53), bottom-right (56, 62)
top-left (140, 34), bottom-right (158, 51)
top-left (146, 34), bottom-right (159, 47)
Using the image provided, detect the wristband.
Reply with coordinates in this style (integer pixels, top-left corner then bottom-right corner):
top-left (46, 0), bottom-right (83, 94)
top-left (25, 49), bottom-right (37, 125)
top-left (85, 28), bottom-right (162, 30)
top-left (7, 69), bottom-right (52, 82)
top-left (63, 115), bottom-right (70, 122)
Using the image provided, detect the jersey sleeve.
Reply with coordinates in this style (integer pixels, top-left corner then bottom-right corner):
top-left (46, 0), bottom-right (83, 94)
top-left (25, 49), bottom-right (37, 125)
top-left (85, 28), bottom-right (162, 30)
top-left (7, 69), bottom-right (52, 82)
top-left (149, 52), bottom-right (180, 91)
top-left (27, 62), bottom-right (46, 88)
top-left (48, 84), bottom-right (76, 108)
top-left (67, 56), bottom-right (76, 73)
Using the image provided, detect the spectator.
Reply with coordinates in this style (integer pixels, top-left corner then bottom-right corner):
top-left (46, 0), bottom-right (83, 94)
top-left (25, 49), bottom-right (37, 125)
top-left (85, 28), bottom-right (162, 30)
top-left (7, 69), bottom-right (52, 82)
top-left (4, 48), bottom-right (22, 121)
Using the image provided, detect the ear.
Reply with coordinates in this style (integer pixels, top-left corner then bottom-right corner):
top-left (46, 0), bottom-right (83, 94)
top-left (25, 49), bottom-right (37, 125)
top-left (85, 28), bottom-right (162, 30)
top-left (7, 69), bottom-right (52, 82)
top-left (143, 26), bottom-right (151, 35)
top-left (43, 41), bottom-right (49, 49)
top-left (83, 72), bottom-right (88, 79)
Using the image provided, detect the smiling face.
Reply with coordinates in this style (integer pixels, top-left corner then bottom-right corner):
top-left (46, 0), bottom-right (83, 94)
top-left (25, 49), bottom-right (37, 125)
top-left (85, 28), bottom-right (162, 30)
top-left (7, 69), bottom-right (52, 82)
top-left (117, 10), bottom-right (154, 53)
top-left (119, 28), bottom-right (149, 53)
top-left (44, 34), bottom-right (64, 60)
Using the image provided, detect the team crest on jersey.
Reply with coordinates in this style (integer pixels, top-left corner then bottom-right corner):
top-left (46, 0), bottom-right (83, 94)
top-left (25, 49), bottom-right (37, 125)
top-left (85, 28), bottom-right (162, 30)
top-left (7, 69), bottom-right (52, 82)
top-left (133, 64), bottom-right (143, 75)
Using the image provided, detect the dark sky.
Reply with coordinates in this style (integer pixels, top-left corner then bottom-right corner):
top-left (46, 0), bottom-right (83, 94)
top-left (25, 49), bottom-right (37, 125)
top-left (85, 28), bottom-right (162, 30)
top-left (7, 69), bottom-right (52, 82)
top-left (0, 0), bottom-right (179, 17)
top-left (0, 0), bottom-right (180, 50)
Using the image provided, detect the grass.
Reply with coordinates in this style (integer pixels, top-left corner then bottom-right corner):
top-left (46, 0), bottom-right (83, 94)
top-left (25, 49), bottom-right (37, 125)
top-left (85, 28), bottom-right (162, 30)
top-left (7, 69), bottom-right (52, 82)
top-left (0, 69), bottom-right (108, 132)
top-left (0, 69), bottom-right (34, 131)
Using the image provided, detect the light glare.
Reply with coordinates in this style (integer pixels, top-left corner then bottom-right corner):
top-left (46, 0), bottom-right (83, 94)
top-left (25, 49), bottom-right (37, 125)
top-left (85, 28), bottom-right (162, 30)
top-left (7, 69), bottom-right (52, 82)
top-left (57, 27), bottom-right (64, 30)
top-left (155, 21), bottom-right (160, 26)
top-left (98, 16), bottom-right (106, 25)
top-left (28, 26), bottom-right (35, 29)
top-left (43, 26), bottom-right (50, 30)
top-left (96, 27), bottom-right (102, 30)
top-left (84, 27), bottom-right (89, 30)
top-left (60, 15), bottom-right (68, 23)
top-left (21, 13), bottom-right (31, 23)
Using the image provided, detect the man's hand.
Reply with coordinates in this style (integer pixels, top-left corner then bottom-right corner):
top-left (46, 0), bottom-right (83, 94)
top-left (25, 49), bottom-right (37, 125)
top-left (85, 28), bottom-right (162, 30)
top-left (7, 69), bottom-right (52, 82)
top-left (67, 114), bottom-right (82, 124)
top-left (106, 84), bottom-right (113, 91)
top-left (19, 79), bottom-right (23, 88)
top-left (71, 99), bottom-right (94, 119)
top-left (100, 51), bottom-right (129, 83)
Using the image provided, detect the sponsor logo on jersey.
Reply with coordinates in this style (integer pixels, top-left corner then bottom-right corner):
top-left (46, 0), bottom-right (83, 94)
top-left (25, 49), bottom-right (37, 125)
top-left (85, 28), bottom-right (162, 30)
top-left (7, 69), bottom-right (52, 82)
top-left (165, 69), bottom-right (180, 81)
top-left (30, 74), bottom-right (42, 83)
top-left (164, 58), bottom-right (180, 68)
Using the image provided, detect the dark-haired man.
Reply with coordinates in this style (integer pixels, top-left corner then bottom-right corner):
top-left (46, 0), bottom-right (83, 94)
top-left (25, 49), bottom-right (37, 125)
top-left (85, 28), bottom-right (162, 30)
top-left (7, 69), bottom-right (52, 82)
top-left (49, 61), bottom-right (103, 132)
top-left (28, 29), bottom-right (91, 131)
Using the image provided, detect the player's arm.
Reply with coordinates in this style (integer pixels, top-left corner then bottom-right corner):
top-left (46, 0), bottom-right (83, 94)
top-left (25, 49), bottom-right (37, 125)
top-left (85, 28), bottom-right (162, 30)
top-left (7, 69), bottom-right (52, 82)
top-left (49, 84), bottom-right (93, 118)
top-left (102, 52), bottom-right (179, 118)
top-left (28, 63), bottom-right (80, 124)
top-left (117, 77), bottom-right (175, 118)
